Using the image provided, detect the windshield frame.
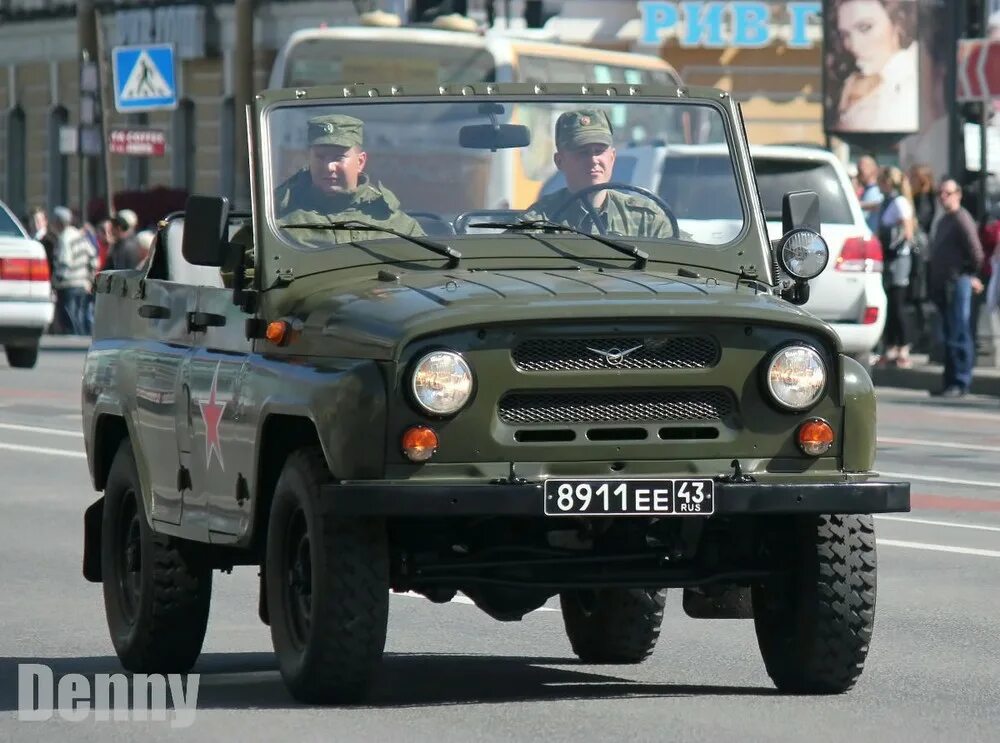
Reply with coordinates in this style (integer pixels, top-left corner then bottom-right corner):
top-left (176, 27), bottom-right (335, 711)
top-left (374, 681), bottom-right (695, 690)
top-left (260, 92), bottom-right (753, 256)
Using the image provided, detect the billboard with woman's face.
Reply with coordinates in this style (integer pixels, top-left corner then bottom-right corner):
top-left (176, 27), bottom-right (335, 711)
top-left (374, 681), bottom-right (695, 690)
top-left (823, 0), bottom-right (921, 134)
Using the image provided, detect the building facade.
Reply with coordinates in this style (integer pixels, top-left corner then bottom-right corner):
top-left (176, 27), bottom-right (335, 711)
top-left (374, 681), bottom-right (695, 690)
top-left (0, 0), bottom-right (367, 223)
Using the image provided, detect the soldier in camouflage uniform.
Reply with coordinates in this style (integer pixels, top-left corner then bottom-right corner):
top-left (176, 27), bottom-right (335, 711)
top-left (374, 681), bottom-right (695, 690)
top-left (522, 109), bottom-right (676, 238)
top-left (275, 113), bottom-right (424, 243)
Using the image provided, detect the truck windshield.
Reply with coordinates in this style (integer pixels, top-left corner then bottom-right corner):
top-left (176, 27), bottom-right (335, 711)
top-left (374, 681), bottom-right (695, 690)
top-left (265, 98), bottom-right (746, 250)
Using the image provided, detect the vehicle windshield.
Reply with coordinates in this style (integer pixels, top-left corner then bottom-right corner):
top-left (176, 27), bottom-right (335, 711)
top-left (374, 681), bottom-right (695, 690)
top-left (265, 98), bottom-right (746, 250)
top-left (0, 206), bottom-right (26, 238)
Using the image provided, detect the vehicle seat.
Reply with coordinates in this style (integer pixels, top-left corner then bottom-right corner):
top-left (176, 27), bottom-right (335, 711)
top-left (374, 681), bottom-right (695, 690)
top-left (408, 212), bottom-right (456, 237)
top-left (454, 209), bottom-right (525, 234)
top-left (163, 220), bottom-right (227, 288)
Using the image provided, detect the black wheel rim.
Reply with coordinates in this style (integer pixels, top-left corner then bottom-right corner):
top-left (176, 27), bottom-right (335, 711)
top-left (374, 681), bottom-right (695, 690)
top-left (116, 491), bottom-right (142, 623)
top-left (284, 507), bottom-right (312, 649)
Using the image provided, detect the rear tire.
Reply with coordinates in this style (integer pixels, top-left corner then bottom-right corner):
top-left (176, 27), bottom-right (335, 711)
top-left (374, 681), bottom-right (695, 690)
top-left (266, 447), bottom-right (389, 704)
top-left (101, 440), bottom-right (212, 673)
top-left (5, 344), bottom-right (38, 368)
top-left (560, 588), bottom-right (666, 663)
top-left (752, 514), bottom-right (877, 694)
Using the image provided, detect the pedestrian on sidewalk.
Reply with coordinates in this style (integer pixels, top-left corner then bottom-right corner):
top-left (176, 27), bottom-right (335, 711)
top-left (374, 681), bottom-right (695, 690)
top-left (928, 180), bottom-right (985, 397)
top-left (857, 155), bottom-right (884, 234)
top-left (876, 166), bottom-right (916, 368)
top-left (49, 206), bottom-right (97, 336)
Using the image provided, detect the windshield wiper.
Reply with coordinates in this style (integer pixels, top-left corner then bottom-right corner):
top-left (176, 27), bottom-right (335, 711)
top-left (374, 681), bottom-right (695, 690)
top-left (281, 220), bottom-right (461, 267)
top-left (470, 219), bottom-right (648, 269)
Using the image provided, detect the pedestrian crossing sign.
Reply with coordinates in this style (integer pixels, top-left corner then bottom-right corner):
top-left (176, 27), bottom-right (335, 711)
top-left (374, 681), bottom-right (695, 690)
top-left (112, 44), bottom-right (178, 113)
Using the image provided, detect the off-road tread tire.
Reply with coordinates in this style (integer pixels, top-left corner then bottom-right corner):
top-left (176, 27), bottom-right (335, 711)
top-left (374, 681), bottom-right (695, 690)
top-left (5, 344), bottom-right (38, 369)
top-left (101, 440), bottom-right (212, 673)
top-left (266, 447), bottom-right (389, 705)
top-left (560, 588), bottom-right (666, 664)
top-left (753, 514), bottom-right (877, 694)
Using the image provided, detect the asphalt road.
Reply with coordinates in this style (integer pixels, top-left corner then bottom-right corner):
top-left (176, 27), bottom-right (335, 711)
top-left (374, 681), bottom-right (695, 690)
top-left (1, 348), bottom-right (999, 741)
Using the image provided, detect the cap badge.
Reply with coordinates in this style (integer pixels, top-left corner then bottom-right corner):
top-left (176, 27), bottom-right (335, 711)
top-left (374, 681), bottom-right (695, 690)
top-left (579, 115), bottom-right (591, 125)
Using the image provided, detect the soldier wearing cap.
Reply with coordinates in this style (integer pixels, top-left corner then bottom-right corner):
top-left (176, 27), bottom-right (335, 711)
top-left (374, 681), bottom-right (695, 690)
top-left (275, 113), bottom-right (423, 242)
top-left (521, 109), bottom-right (676, 238)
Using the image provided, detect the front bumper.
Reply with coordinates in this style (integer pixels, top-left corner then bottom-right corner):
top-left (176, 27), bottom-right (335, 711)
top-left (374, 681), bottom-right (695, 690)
top-left (322, 479), bottom-right (910, 516)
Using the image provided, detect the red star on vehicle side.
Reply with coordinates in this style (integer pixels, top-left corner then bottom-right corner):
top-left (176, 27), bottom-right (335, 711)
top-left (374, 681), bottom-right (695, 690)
top-left (198, 362), bottom-right (227, 471)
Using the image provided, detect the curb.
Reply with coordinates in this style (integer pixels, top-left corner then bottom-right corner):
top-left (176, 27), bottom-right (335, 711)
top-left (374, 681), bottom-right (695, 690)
top-left (872, 365), bottom-right (1000, 397)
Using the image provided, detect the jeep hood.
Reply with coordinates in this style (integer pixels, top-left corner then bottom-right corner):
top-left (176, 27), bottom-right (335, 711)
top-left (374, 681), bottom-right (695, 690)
top-left (294, 268), bottom-right (838, 360)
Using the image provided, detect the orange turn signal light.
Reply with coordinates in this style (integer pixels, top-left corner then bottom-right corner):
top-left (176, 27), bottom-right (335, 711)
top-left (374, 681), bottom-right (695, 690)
top-left (266, 320), bottom-right (291, 346)
top-left (402, 425), bottom-right (439, 462)
top-left (798, 418), bottom-right (834, 456)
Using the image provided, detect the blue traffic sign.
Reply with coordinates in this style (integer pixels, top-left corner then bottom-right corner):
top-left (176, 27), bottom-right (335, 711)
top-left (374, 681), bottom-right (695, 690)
top-left (112, 44), bottom-right (178, 113)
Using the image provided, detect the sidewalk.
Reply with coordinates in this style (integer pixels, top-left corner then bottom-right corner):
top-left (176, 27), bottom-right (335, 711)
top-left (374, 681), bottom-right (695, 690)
top-left (870, 353), bottom-right (1000, 397)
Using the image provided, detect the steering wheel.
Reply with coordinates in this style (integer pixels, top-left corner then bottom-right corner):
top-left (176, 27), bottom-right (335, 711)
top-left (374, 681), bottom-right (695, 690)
top-left (549, 182), bottom-right (680, 237)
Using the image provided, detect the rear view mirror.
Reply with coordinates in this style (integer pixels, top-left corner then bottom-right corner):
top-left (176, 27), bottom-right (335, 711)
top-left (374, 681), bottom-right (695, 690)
top-left (181, 195), bottom-right (232, 267)
top-left (459, 124), bottom-right (531, 151)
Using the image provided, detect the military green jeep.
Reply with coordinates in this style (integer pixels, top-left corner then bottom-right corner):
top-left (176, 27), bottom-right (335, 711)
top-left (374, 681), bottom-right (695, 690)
top-left (82, 83), bottom-right (909, 704)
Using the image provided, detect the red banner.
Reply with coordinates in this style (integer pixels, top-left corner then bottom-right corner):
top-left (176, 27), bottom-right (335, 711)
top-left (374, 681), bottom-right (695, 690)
top-left (108, 128), bottom-right (167, 157)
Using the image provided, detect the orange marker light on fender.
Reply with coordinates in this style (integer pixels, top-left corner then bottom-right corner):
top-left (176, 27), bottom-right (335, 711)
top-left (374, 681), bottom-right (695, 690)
top-left (402, 425), bottom-right (439, 462)
top-left (266, 320), bottom-right (291, 346)
top-left (798, 419), bottom-right (834, 456)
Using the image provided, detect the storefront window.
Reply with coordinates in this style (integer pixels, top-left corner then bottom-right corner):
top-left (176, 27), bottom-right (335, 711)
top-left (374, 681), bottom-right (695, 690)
top-left (5, 106), bottom-right (26, 217)
top-left (47, 105), bottom-right (68, 210)
top-left (171, 99), bottom-right (195, 193)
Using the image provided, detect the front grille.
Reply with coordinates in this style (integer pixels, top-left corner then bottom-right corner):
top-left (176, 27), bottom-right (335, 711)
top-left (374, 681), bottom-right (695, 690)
top-left (498, 390), bottom-right (734, 425)
top-left (513, 336), bottom-right (719, 371)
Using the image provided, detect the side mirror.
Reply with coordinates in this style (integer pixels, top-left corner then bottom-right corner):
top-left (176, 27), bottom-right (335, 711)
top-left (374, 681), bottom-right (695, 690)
top-left (781, 190), bottom-right (820, 233)
top-left (777, 190), bottom-right (824, 305)
top-left (181, 195), bottom-right (233, 267)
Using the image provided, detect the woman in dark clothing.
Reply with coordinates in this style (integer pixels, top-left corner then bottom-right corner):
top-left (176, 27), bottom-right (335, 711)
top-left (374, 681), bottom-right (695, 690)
top-left (877, 166), bottom-right (916, 368)
top-left (908, 164), bottom-right (936, 236)
top-left (907, 164), bottom-right (935, 347)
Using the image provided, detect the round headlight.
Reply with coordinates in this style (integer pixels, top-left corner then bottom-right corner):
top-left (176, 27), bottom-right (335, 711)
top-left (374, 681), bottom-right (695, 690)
top-left (766, 345), bottom-right (826, 410)
top-left (779, 229), bottom-right (829, 280)
top-left (410, 350), bottom-right (474, 416)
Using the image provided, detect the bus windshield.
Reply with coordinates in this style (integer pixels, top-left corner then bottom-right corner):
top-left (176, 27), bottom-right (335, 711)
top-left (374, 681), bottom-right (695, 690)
top-left (265, 98), bottom-right (745, 249)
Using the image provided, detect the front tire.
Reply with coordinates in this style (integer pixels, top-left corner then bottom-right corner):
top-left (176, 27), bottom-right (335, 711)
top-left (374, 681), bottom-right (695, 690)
top-left (752, 514), bottom-right (877, 694)
top-left (266, 448), bottom-right (389, 704)
top-left (560, 588), bottom-right (666, 663)
top-left (101, 440), bottom-right (212, 673)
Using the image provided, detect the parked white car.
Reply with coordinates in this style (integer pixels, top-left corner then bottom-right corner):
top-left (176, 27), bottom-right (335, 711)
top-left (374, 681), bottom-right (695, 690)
top-left (541, 143), bottom-right (886, 365)
top-left (0, 200), bottom-right (55, 368)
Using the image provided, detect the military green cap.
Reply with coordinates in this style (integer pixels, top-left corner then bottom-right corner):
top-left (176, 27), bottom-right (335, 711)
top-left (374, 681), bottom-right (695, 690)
top-left (307, 114), bottom-right (364, 148)
top-left (555, 109), bottom-right (613, 150)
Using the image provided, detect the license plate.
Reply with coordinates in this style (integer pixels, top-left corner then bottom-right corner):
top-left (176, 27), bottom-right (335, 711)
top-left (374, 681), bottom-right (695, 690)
top-left (543, 478), bottom-right (715, 516)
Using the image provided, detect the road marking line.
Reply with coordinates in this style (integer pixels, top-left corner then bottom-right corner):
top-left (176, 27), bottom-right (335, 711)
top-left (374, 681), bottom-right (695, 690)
top-left (877, 515), bottom-right (1000, 533)
top-left (879, 471), bottom-right (1000, 488)
top-left (0, 422), bottom-right (83, 437)
top-left (0, 442), bottom-right (86, 458)
top-left (879, 436), bottom-right (1000, 453)
top-left (878, 538), bottom-right (1000, 559)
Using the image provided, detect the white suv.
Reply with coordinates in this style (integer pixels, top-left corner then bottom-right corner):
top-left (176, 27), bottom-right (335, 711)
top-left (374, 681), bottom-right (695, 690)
top-left (0, 200), bottom-right (55, 368)
top-left (541, 143), bottom-right (887, 365)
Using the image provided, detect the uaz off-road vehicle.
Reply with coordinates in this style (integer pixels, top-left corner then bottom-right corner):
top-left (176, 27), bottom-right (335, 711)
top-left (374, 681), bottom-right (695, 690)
top-left (82, 83), bottom-right (910, 704)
